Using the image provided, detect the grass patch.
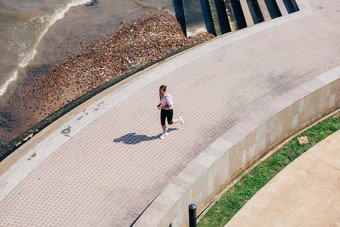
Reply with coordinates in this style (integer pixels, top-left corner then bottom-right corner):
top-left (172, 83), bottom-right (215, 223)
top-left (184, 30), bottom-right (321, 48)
top-left (198, 112), bottom-right (340, 227)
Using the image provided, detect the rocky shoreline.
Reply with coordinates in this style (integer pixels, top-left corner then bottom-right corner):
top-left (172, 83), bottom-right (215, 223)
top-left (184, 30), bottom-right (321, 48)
top-left (0, 10), bottom-right (214, 147)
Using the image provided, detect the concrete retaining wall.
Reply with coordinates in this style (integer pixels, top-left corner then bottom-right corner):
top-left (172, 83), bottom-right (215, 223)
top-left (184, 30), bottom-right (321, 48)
top-left (135, 67), bottom-right (340, 226)
top-left (183, 0), bottom-right (301, 37)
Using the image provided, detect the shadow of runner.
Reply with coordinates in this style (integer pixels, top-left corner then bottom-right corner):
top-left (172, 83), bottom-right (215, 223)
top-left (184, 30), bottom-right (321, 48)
top-left (113, 128), bottom-right (178, 145)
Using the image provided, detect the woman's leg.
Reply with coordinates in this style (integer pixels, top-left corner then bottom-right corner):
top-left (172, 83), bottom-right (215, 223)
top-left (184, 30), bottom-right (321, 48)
top-left (162, 125), bottom-right (167, 133)
top-left (160, 110), bottom-right (167, 133)
top-left (173, 119), bottom-right (179, 124)
top-left (168, 109), bottom-right (183, 125)
top-left (167, 109), bottom-right (174, 125)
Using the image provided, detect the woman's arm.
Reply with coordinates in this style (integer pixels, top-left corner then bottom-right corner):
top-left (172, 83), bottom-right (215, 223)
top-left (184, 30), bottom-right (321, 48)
top-left (166, 97), bottom-right (173, 109)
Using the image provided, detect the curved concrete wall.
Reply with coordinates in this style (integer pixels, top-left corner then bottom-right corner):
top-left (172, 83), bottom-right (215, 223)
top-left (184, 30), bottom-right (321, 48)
top-left (135, 66), bottom-right (340, 226)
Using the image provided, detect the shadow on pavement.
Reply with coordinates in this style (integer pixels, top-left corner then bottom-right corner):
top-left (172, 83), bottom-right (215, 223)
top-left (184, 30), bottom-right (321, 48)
top-left (113, 128), bottom-right (178, 145)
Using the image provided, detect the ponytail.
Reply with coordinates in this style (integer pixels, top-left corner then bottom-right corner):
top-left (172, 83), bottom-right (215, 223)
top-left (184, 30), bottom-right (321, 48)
top-left (159, 85), bottom-right (167, 100)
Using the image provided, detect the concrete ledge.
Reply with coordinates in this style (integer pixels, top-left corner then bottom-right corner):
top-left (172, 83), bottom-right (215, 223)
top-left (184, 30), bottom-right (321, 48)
top-left (134, 67), bottom-right (340, 226)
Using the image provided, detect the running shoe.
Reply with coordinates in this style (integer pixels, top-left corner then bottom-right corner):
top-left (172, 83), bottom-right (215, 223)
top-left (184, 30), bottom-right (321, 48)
top-left (160, 132), bottom-right (168, 139)
top-left (179, 116), bottom-right (184, 125)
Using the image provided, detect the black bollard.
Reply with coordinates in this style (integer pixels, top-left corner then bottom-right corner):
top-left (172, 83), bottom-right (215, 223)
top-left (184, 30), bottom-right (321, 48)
top-left (188, 203), bottom-right (197, 227)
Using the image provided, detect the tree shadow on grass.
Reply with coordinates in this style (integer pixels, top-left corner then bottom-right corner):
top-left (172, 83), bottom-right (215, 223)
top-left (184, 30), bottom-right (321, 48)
top-left (113, 128), bottom-right (178, 145)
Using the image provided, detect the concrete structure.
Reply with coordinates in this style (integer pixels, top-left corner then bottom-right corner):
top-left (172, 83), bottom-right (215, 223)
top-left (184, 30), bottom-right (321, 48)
top-left (183, 0), bottom-right (299, 36)
top-left (182, 0), bottom-right (210, 36)
top-left (239, 0), bottom-right (256, 26)
top-left (257, 0), bottom-right (273, 21)
top-left (227, 129), bottom-right (340, 226)
top-left (0, 0), bottom-right (339, 226)
top-left (276, 0), bottom-right (289, 15)
top-left (135, 70), bottom-right (339, 226)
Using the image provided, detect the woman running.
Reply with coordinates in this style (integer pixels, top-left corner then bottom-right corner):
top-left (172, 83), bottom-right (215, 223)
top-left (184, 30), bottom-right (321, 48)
top-left (157, 85), bottom-right (184, 139)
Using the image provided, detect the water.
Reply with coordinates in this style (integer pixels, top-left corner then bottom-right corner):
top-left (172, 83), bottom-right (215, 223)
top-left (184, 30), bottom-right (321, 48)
top-left (0, 0), bottom-right (173, 100)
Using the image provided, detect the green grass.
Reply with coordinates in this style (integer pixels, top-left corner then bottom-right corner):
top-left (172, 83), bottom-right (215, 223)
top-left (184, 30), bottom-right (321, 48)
top-left (198, 112), bottom-right (340, 227)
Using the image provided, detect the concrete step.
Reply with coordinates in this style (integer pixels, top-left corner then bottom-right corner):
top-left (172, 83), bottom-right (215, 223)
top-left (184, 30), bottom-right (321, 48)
top-left (229, 0), bottom-right (247, 29)
top-left (183, 0), bottom-right (300, 37)
top-left (276, 0), bottom-right (289, 15)
top-left (208, 0), bottom-right (232, 35)
top-left (282, 0), bottom-right (300, 14)
top-left (257, 0), bottom-right (272, 21)
top-left (208, 0), bottom-right (223, 35)
top-left (225, 0), bottom-right (238, 31)
top-left (239, 0), bottom-right (255, 26)
top-left (263, 0), bottom-right (283, 19)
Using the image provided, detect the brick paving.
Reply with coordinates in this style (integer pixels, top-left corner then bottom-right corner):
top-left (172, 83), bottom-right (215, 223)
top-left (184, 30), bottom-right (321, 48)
top-left (0, 0), bottom-right (339, 225)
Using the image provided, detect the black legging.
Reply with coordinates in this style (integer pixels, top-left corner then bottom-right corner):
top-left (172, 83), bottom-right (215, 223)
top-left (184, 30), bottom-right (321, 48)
top-left (160, 109), bottom-right (173, 126)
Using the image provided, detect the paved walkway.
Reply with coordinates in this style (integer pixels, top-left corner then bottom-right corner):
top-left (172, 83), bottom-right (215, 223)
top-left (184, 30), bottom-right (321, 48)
top-left (227, 130), bottom-right (340, 227)
top-left (0, 0), bottom-right (339, 225)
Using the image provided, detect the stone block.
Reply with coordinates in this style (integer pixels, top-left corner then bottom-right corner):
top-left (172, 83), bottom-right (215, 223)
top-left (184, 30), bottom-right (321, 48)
top-left (228, 139), bottom-right (246, 176)
top-left (275, 0), bottom-right (288, 15)
top-left (298, 136), bottom-right (309, 144)
top-left (292, 113), bottom-right (298, 130)
top-left (256, 122), bottom-right (267, 151)
top-left (330, 94), bottom-right (336, 108)
top-left (249, 143), bottom-right (256, 160)
top-left (209, 137), bottom-right (234, 155)
top-left (183, 0), bottom-right (209, 36)
top-left (239, 0), bottom-right (254, 26)
top-left (195, 152), bottom-right (218, 169)
top-left (257, 0), bottom-right (271, 20)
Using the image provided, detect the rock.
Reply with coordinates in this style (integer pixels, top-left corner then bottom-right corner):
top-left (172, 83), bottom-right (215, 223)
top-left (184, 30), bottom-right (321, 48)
top-left (298, 136), bottom-right (309, 144)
